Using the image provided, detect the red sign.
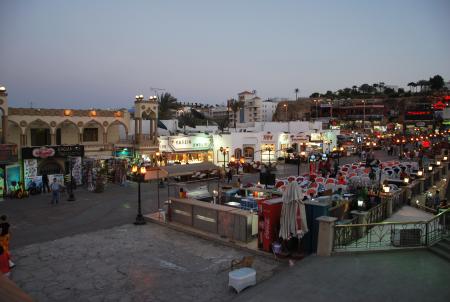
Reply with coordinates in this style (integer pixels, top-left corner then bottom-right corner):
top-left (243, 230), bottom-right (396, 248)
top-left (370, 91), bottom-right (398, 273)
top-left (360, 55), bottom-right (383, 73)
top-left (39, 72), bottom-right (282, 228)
top-left (433, 101), bottom-right (446, 110)
top-left (32, 147), bottom-right (55, 158)
top-left (422, 141), bottom-right (431, 148)
top-left (407, 111), bottom-right (431, 115)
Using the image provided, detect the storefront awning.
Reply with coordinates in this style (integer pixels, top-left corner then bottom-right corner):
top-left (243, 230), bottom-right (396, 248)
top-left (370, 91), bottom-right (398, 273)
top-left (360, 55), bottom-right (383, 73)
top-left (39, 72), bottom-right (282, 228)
top-left (160, 162), bottom-right (219, 177)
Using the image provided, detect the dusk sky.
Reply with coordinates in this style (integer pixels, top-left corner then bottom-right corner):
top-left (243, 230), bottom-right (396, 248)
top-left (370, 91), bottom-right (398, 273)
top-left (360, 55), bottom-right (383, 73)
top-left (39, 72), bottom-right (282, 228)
top-left (1, 0), bottom-right (449, 109)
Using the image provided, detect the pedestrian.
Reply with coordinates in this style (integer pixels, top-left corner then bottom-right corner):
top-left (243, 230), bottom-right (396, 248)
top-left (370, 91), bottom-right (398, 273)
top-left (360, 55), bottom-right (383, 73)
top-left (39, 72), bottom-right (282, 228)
top-left (434, 190), bottom-right (440, 209)
top-left (227, 169), bottom-right (232, 184)
top-left (50, 178), bottom-right (61, 204)
top-left (42, 172), bottom-right (50, 193)
top-left (0, 245), bottom-right (11, 278)
top-left (0, 215), bottom-right (10, 256)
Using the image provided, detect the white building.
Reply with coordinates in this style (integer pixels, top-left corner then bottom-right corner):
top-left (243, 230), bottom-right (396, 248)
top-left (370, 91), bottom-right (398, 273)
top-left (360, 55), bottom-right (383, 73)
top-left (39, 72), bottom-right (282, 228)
top-left (261, 100), bottom-right (278, 122)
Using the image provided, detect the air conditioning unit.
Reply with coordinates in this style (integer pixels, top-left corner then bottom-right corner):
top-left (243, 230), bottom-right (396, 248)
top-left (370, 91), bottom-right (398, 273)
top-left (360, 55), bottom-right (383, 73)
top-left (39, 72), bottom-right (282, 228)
top-left (391, 229), bottom-right (422, 247)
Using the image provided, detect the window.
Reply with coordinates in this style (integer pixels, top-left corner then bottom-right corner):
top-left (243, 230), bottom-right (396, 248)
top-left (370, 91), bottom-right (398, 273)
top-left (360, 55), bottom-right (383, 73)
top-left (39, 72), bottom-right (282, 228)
top-left (243, 146), bottom-right (254, 159)
top-left (30, 128), bottom-right (51, 146)
top-left (234, 148), bottom-right (242, 159)
top-left (83, 128), bottom-right (98, 142)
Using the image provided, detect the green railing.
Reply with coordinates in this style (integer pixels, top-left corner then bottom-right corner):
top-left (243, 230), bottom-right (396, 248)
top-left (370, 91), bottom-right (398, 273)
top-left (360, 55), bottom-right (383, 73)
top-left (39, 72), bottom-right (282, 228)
top-left (333, 208), bottom-right (450, 251)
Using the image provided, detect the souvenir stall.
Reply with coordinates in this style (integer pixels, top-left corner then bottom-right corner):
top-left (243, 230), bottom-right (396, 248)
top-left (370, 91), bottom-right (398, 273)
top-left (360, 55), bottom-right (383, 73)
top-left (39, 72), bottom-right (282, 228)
top-left (21, 145), bottom-right (84, 190)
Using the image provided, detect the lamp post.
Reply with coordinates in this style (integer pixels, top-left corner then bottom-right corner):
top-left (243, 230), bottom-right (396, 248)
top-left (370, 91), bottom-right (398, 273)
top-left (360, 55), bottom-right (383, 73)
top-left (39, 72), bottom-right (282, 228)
top-left (362, 99), bottom-right (366, 133)
top-left (132, 165), bottom-right (147, 225)
top-left (219, 146), bottom-right (229, 170)
top-left (283, 104), bottom-right (288, 121)
top-left (67, 156), bottom-right (75, 201)
top-left (155, 152), bottom-right (162, 211)
top-left (314, 100), bottom-right (319, 119)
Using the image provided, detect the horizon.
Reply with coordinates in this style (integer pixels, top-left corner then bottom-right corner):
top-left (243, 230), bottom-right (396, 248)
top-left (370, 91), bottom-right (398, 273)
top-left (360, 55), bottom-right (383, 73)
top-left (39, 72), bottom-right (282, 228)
top-left (1, 0), bottom-right (450, 108)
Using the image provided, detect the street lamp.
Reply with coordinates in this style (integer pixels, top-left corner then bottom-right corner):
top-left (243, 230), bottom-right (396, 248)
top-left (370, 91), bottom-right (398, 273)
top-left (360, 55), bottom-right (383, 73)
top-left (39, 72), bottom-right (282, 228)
top-left (362, 100), bottom-right (366, 133)
top-left (283, 104), bottom-right (288, 121)
top-left (219, 147), bottom-right (229, 170)
top-left (265, 146), bottom-right (273, 166)
top-left (314, 100), bottom-right (319, 119)
top-left (131, 164), bottom-right (147, 225)
top-left (67, 156), bottom-right (76, 201)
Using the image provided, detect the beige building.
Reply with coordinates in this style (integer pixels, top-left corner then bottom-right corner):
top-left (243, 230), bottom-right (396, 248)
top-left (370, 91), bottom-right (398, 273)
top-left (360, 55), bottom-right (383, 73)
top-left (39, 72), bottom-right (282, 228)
top-left (0, 87), bottom-right (159, 159)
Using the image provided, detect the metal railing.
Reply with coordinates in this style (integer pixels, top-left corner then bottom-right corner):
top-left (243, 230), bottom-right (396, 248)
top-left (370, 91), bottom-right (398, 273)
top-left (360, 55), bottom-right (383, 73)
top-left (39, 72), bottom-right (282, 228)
top-left (333, 208), bottom-right (450, 252)
top-left (366, 201), bottom-right (388, 224)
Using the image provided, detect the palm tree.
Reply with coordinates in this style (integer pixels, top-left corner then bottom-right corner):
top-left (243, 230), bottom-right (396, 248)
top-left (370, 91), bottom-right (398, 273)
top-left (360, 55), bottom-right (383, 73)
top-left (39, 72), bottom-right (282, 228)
top-left (373, 83), bottom-right (379, 93)
top-left (228, 99), bottom-right (244, 130)
top-left (158, 92), bottom-right (181, 119)
top-left (295, 88), bottom-right (299, 101)
top-left (407, 82), bottom-right (415, 93)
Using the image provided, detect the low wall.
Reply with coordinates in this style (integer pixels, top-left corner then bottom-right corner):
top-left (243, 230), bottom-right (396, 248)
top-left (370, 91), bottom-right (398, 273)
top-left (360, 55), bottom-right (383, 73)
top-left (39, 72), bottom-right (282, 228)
top-left (169, 198), bottom-right (257, 242)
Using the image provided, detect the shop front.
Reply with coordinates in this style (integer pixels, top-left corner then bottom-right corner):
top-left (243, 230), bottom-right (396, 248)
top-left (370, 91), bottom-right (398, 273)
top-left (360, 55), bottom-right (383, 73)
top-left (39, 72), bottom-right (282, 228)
top-left (159, 134), bottom-right (213, 165)
top-left (0, 144), bottom-right (19, 196)
top-left (260, 132), bottom-right (276, 164)
top-left (21, 145), bottom-right (84, 189)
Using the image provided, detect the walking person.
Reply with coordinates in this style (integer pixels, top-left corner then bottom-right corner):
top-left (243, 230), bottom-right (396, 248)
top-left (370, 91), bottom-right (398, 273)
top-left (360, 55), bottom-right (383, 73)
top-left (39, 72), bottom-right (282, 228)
top-left (0, 215), bottom-right (14, 269)
top-left (434, 190), bottom-right (440, 210)
top-left (227, 169), bottom-right (233, 184)
top-left (0, 246), bottom-right (11, 278)
top-left (50, 178), bottom-right (61, 205)
top-left (42, 172), bottom-right (50, 193)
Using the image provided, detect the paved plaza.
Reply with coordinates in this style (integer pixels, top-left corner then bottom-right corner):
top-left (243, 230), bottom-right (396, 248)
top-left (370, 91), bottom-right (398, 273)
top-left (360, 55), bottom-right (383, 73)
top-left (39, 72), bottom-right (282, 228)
top-left (10, 223), bottom-right (282, 302)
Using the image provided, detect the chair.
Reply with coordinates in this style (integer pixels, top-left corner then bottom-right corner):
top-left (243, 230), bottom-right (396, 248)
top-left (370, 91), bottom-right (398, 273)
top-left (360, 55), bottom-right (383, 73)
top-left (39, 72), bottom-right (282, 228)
top-left (229, 267), bottom-right (256, 293)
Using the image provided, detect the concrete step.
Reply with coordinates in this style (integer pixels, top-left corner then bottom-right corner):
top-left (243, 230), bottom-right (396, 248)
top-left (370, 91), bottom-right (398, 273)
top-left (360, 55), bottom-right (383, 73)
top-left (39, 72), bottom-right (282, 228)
top-left (434, 241), bottom-right (450, 253)
top-left (429, 245), bottom-right (450, 262)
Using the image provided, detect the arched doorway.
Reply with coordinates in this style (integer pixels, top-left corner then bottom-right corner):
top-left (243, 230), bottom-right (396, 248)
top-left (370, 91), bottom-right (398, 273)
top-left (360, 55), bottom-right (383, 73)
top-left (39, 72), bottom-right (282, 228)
top-left (243, 146), bottom-right (254, 160)
top-left (234, 148), bottom-right (242, 159)
top-left (6, 120), bottom-right (21, 146)
top-left (57, 120), bottom-right (79, 145)
top-left (107, 120), bottom-right (128, 144)
top-left (27, 120), bottom-right (51, 146)
top-left (83, 120), bottom-right (104, 144)
top-left (38, 158), bottom-right (64, 175)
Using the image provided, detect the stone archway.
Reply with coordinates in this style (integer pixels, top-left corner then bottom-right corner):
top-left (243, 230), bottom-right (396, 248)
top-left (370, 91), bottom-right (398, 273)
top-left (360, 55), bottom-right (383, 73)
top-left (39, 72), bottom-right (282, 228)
top-left (56, 120), bottom-right (79, 145)
top-left (82, 120), bottom-right (105, 144)
top-left (107, 120), bottom-right (128, 144)
top-left (27, 119), bottom-right (51, 146)
top-left (38, 158), bottom-right (64, 175)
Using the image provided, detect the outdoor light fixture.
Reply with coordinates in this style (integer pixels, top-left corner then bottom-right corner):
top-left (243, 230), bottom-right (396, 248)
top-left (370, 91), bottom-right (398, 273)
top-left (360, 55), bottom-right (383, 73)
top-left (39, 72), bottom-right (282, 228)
top-left (357, 200), bottom-right (364, 210)
top-left (64, 109), bottom-right (72, 116)
top-left (428, 166), bottom-right (433, 171)
top-left (403, 177), bottom-right (409, 184)
top-left (132, 164), bottom-right (147, 225)
top-left (300, 151), bottom-right (306, 156)
top-left (383, 185), bottom-right (390, 193)
top-left (416, 200), bottom-right (420, 205)
top-left (90, 110), bottom-right (97, 117)
top-left (230, 156), bottom-right (236, 163)
top-left (0, 86), bottom-right (6, 92)
top-left (436, 161), bottom-right (441, 166)
top-left (444, 156), bottom-right (448, 161)
top-left (417, 170), bottom-right (423, 177)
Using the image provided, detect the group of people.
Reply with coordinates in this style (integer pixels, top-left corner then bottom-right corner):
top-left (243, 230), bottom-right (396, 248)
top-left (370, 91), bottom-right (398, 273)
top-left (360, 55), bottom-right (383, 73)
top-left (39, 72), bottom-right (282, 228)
top-left (0, 215), bottom-right (13, 278)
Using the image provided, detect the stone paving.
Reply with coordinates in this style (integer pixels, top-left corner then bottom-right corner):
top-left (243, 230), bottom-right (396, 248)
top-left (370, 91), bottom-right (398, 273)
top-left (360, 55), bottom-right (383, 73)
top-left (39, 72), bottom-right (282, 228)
top-left (10, 223), bottom-right (282, 302)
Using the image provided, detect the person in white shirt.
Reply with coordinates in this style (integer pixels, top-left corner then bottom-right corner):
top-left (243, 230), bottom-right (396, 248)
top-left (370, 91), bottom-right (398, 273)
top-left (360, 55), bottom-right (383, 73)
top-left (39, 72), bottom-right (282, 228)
top-left (50, 178), bottom-right (61, 205)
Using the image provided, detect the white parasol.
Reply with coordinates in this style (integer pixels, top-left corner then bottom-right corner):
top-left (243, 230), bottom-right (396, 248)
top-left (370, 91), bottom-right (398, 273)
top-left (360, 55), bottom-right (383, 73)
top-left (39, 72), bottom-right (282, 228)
top-left (279, 181), bottom-right (309, 239)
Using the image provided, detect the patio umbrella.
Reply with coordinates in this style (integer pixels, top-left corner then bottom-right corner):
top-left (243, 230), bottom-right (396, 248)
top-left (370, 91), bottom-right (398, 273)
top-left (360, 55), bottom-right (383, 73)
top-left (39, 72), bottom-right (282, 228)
top-left (279, 181), bottom-right (309, 240)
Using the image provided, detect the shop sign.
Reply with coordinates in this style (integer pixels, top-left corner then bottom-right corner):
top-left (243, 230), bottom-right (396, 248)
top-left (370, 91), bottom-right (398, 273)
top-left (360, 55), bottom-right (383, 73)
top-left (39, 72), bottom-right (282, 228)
top-left (114, 147), bottom-right (134, 158)
top-left (405, 111), bottom-right (433, 121)
top-left (32, 147), bottom-right (55, 158)
top-left (0, 144), bottom-right (18, 164)
top-left (168, 135), bottom-right (212, 152)
top-left (22, 145), bottom-right (84, 159)
top-left (261, 132), bottom-right (274, 143)
top-left (416, 122), bottom-right (426, 127)
top-left (433, 101), bottom-right (446, 110)
top-left (310, 133), bottom-right (322, 142)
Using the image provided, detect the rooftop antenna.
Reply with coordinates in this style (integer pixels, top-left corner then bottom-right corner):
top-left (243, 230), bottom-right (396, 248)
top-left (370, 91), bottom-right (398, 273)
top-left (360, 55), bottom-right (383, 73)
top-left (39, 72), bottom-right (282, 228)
top-left (149, 87), bottom-right (165, 97)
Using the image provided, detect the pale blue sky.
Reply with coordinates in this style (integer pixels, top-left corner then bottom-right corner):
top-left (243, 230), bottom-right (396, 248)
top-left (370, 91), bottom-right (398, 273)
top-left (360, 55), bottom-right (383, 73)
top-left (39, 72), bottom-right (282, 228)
top-left (1, 0), bottom-right (449, 108)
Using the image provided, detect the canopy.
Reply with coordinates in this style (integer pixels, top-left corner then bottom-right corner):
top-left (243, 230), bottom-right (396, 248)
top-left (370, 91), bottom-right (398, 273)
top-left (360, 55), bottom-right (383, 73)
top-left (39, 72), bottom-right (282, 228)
top-left (279, 181), bottom-right (308, 239)
top-left (160, 162), bottom-right (218, 178)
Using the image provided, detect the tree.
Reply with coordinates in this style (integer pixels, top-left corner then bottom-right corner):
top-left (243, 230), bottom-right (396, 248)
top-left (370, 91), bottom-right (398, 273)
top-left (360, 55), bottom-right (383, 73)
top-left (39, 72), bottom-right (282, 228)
top-left (417, 80), bottom-right (428, 92)
top-left (359, 84), bottom-right (371, 94)
top-left (177, 112), bottom-right (196, 133)
top-left (310, 92), bottom-right (320, 98)
top-left (373, 83), bottom-right (379, 93)
top-left (352, 85), bottom-right (358, 93)
top-left (214, 116), bottom-right (229, 133)
top-left (429, 75), bottom-right (444, 90)
top-left (407, 82), bottom-right (415, 92)
top-left (295, 88), bottom-right (299, 101)
top-left (158, 92), bottom-right (181, 119)
top-left (228, 99), bottom-right (244, 130)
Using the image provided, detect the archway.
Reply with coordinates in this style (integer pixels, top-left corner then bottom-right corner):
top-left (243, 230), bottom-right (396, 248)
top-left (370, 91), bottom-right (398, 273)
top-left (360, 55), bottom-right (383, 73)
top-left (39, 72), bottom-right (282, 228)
top-left (57, 120), bottom-right (79, 145)
top-left (107, 120), bottom-right (128, 144)
top-left (243, 146), bottom-right (254, 160)
top-left (6, 120), bottom-right (21, 146)
top-left (234, 148), bottom-right (242, 159)
top-left (27, 119), bottom-right (51, 146)
top-left (38, 158), bottom-right (64, 175)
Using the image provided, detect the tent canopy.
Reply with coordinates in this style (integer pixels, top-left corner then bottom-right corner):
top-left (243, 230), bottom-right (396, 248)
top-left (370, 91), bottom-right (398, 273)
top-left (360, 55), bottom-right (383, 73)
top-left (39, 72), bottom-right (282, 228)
top-left (160, 162), bottom-right (219, 178)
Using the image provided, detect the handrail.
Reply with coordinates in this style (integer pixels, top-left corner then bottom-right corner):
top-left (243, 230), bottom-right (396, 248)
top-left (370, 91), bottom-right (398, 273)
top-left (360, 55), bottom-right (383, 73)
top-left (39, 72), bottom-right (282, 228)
top-left (335, 208), bottom-right (450, 228)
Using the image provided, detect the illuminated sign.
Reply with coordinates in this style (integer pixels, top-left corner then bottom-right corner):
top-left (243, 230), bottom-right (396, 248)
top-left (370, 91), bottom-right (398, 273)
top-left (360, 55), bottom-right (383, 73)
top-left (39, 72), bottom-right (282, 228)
top-left (161, 135), bottom-right (212, 152)
top-left (433, 101), bottom-right (446, 110)
top-left (32, 147), bottom-right (55, 158)
top-left (0, 144), bottom-right (18, 164)
top-left (422, 141), bottom-right (431, 148)
top-left (310, 133), bottom-right (322, 142)
top-left (406, 111), bottom-right (431, 115)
